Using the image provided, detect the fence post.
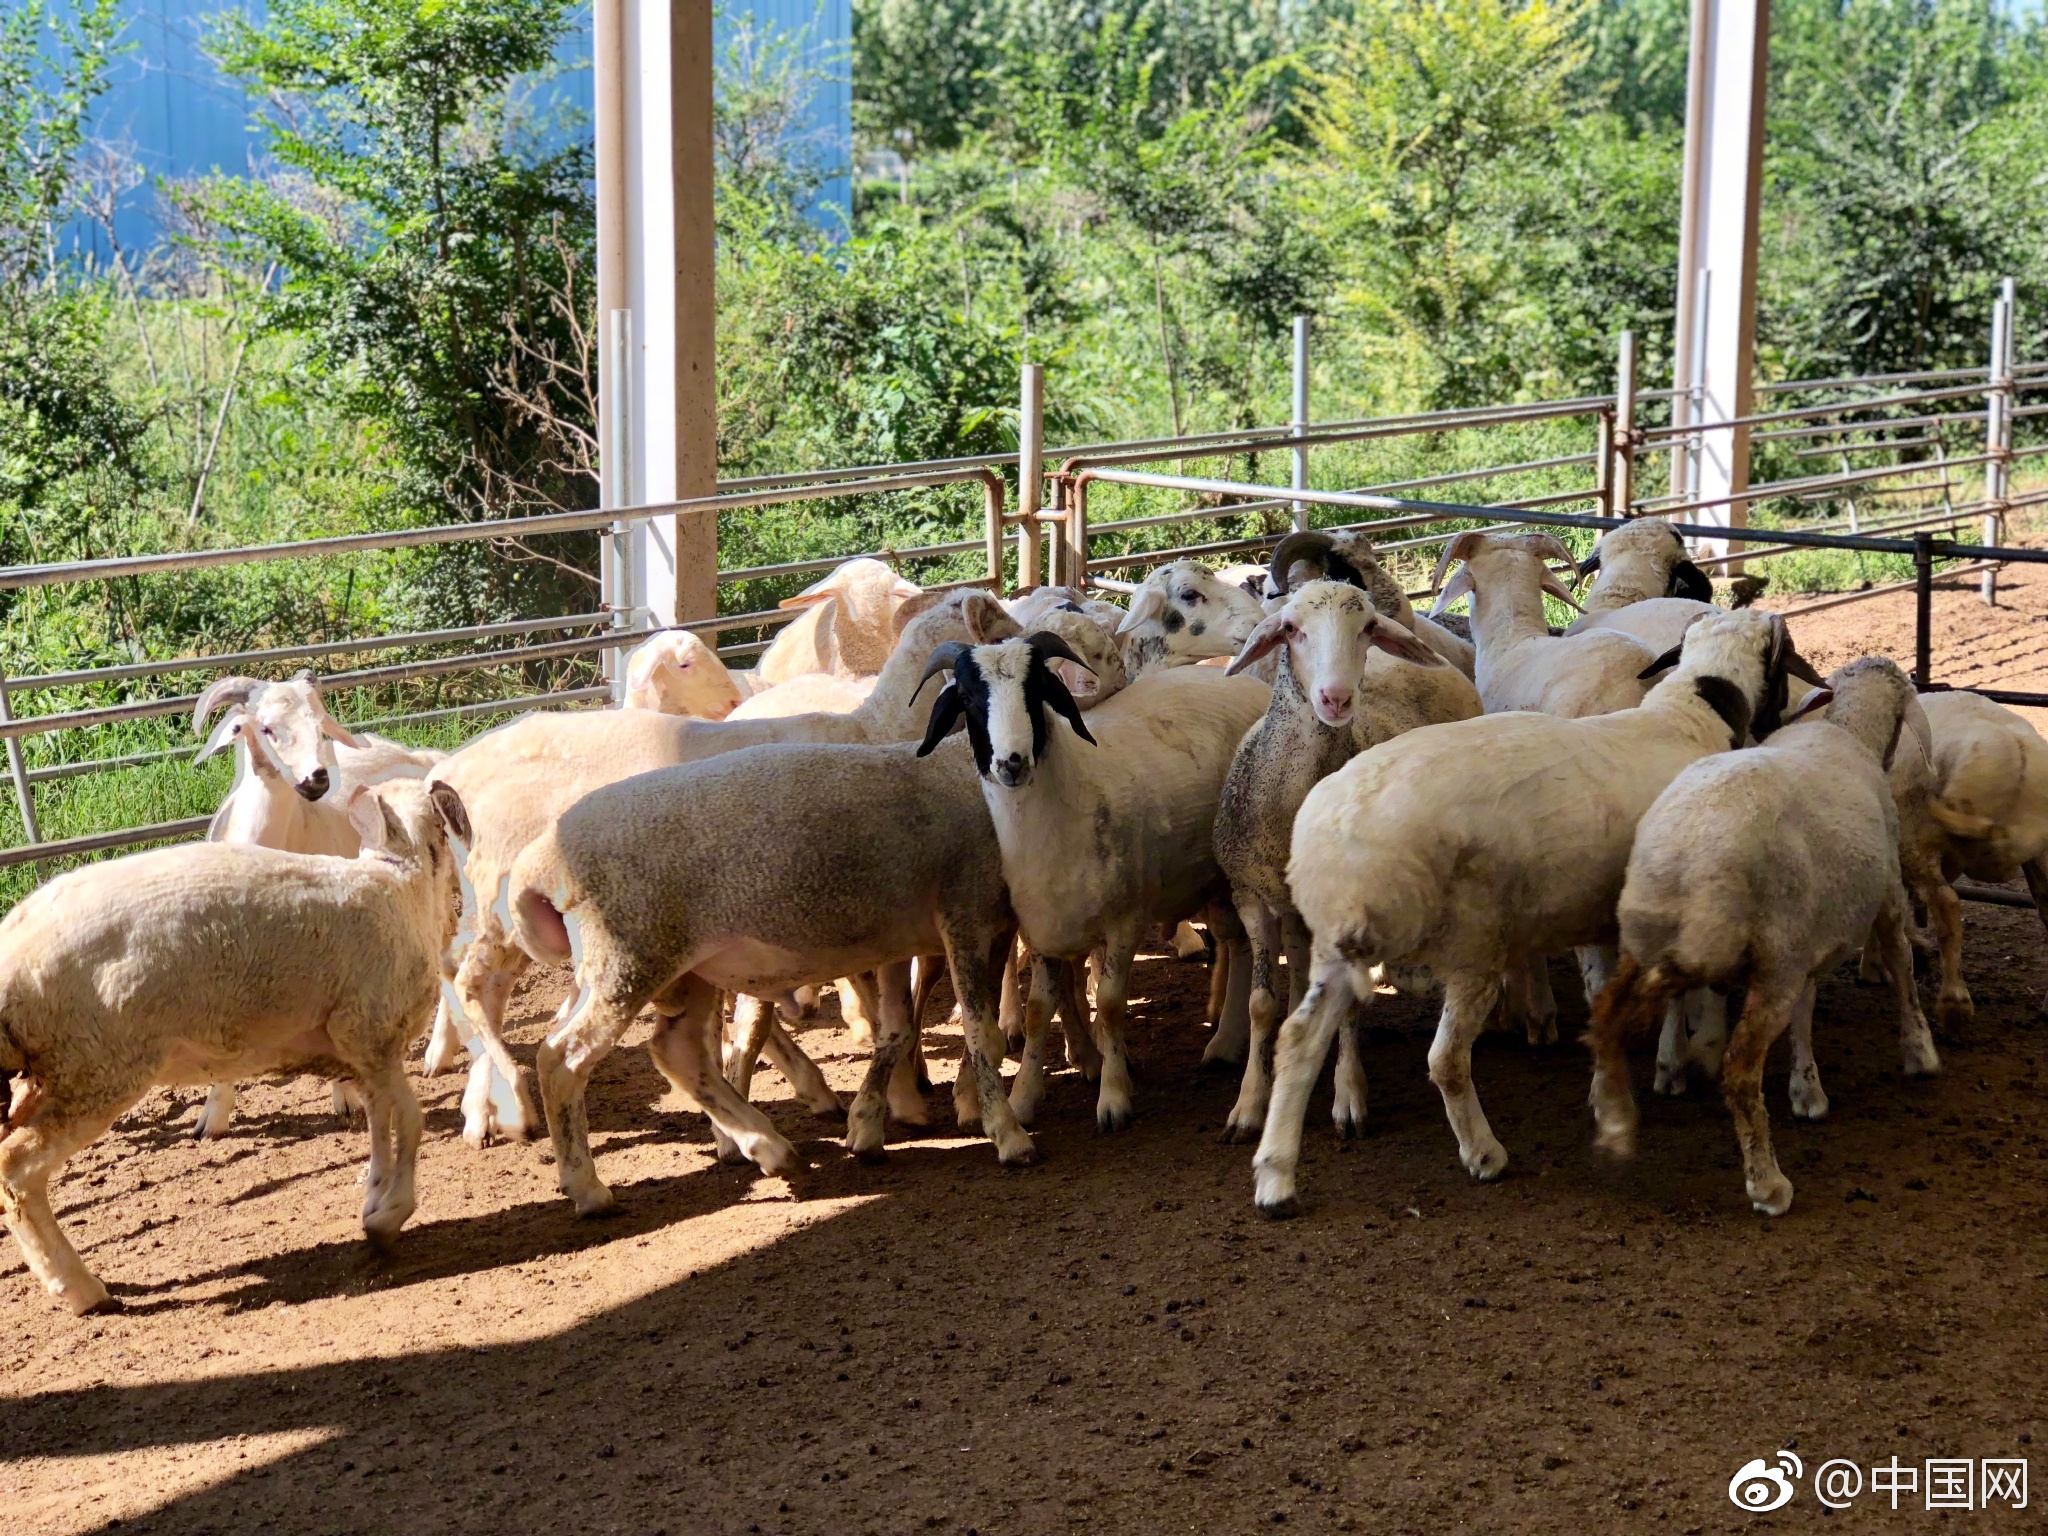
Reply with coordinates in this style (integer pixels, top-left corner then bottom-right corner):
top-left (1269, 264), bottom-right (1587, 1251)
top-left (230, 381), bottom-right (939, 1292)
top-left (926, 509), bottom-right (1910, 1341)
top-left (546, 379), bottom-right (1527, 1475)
top-left (1019, 363), bottom-right (1046, 590)
top-left (1914, 531), bottom-right (1935, 688)
top-left (1613, 330), bottom-right (1638, 517)
top-left (1984, 278), bottom-right (2016, 606)
top-left (982, 472), bottom-right (1007, 598)
top-left (1291, 316), bottom-right (1310, 533)
top-left (1065, 475), bottom-right (1090, 592)
top-left (605, 308), bottom-right (637, 703)
top-left (0, 674), bottom-right (39, 845)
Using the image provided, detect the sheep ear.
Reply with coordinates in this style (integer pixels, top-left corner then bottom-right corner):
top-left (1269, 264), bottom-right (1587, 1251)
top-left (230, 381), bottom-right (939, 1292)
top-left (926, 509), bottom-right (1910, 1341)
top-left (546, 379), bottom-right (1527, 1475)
top-left (1366, 615), bottom-right (1443, 666)
top-left (960, 592), bottom-right (1016, 644)
top-left (1637, 644), bottom-right (1686, 679)
top-left (313, 694), bottom-right (364, 748)
top-left (195, 710), bottom-right (245, 763)
top-left (916, 682), bottom-right (966, 756)
top-left (1116, 585), bottom-right (1167, 634)
top-left (1035, 667), bottom-right (1097, 747)
top-left (347, 785), bottom-right (389, 851)
top-left (1227, 611), bottom-right (1293, 675)
top-left (1539, 569), bottom-right (1586, 612)
top-left (1670, 559), bottom-right (1714, 603)
top-left (1428, 566), bottom-right (1474, 618)
top-left (428, 780), bottom-right (472, 845)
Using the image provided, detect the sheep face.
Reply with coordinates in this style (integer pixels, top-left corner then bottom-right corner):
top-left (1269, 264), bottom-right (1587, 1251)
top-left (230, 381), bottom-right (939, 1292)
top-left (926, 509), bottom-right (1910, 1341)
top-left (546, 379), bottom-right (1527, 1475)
top-left (623, 631), bottom-right (744, 718)
top-left (1027, 610), bottom-right (1128, 706)
top-left (916, 633), bottom-right (1095, 788)
top-left (194, 673), bottom-right (361, 802)
top-left (1228, 580), bottom-right (1443, 728)
top-left (1115, 561), bottom-right (1265, 670)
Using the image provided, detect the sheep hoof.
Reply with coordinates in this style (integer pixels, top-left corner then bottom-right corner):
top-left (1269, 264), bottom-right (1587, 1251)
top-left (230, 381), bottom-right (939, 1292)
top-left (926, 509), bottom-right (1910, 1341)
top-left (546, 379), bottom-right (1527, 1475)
top-left (571, 1186), bottom-right (618, 1219)
top-left (65, 1281), bottom-right (118, 1317)
top-left (1935, 993), bottom-right (1975, 1036)
top-left (1460, 1138), bottom-right (1509, 1181)
top-left (1331, 1110), bottom-right (1367, 1141)
top-left (811, 1098), bottom-right (848, 1123)
top-left (915, 1067), bottom-right (934, 1095)
top-left (1256, 1195), bottom-right (1301, 1221)
top-left (851, 1144), bottom-right (889, 1166)
top-left (1651, 1063), bottom-right (1689, 1097)
top-left (1219, 1120), bottom-right (1261, 1145)
top-left (1788, 1074), bottom-right (1829, 1122)
top-left (1748, 1176), bottom-right (1794, 1217)
top-left (1095, 1105), bottom-right (1132, 1134)
top-left (997, 1140), bottom-right (1040, 1168)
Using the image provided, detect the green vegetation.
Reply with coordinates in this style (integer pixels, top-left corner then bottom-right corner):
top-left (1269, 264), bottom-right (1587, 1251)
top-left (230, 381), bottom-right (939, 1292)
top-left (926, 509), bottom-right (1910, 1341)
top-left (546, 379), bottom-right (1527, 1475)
top-left (1, 0), bottom-right (2044, 895)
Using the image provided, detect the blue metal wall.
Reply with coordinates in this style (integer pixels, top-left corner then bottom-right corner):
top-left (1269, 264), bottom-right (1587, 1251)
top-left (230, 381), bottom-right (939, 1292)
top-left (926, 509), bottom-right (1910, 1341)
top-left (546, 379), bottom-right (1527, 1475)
top-left (70, 0), bottom-right (851, 260)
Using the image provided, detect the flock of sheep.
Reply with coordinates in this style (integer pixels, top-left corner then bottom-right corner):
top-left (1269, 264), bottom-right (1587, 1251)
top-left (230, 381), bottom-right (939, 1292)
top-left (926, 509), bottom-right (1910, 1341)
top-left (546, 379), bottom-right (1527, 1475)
top-left (4, 518), bottom-right (2047, 1317)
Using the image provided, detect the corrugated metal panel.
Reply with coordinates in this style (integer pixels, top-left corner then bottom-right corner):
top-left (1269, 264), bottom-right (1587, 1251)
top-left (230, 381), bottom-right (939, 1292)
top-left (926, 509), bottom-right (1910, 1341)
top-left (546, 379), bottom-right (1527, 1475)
top-left (65, 0), bottom-right (850, 259)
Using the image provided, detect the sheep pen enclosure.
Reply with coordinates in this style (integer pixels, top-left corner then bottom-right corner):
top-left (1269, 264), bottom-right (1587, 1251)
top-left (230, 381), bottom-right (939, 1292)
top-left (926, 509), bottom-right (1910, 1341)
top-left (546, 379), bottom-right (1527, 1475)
top-left (4, 569), bottom-right (2046, 1535)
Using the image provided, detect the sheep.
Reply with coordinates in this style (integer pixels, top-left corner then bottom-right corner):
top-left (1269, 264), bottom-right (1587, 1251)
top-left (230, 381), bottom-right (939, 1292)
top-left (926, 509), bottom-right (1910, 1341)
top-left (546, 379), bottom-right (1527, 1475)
top-left (728, 671), bottom-right (877, 719)
top-left (1250, 608), bottom-right (1820, 1214)
top-left (424, 589), bottom-right (1019, 1148)
top-left (1213, 580), bottom-right (1480, 1141)
top-left (918, 634), bottom-right (1271, 1131)
top-left (1263, 530), bottom-right (1476, 679)
top-left (503, 716), bottom-right (1037, 1211)
top-left (0, 778), bottom-right (468, 1313)
top-left (1916, 689), bottom-right (2048, 1012)
top-left (1115, 560), bottom-right (1269, 675)
top-left (1585, 657), bottom-right (1940, 1216)
top-left (622, 630), bottom-right (757, 717)
top-left (189, 671), bottom-right (446, 1139)
top-left (1430, 530), bottom-right (1657, 717)
top-left (756, 558), bottom-right (925, 684)
top-left (1564, 518), bottom-right (1720, 658)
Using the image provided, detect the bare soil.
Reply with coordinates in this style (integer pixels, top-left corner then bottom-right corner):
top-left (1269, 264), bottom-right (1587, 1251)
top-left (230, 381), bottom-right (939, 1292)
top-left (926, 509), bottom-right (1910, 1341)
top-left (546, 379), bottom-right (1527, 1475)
top-left (5, 572), bottom-right (2048, 1536)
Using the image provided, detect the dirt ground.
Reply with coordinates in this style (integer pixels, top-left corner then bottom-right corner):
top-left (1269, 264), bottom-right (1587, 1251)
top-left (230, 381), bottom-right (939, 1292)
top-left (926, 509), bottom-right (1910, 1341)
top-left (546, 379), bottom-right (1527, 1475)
top-left (5, 572), bottom-right (2048, 1536)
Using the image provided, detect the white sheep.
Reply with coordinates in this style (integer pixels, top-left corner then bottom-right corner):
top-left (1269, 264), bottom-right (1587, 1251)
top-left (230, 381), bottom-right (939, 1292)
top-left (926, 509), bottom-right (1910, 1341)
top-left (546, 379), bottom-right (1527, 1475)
top-left (1115, 560), bottom-right (1269, 675)
top-left (1430, 530), bottom-right (1656, 717)
top-left (424, 589), bottom-right (1019, 1149)
top-left (622, 630), bottom-right (758, 717)
top-left (756, 558), bottom-right (925, 684)
top-left (190, 672), bottom-right (446, 1139)
top-left (1262, 530), bottom-right (1476, 678)
top-left (1585, 657), bottom-right (1940, 1215)
top-left (1213, 581), bottom-right (1479, 1140)
top-left (0, 778), bottom-right (468, 1313)
top-left (918, 635), bottom-right (1270, 1131)
top-left (1250, 609), bottom-right (1819, 1214)
top-left (504, 724), bottom-right (1036, 1208)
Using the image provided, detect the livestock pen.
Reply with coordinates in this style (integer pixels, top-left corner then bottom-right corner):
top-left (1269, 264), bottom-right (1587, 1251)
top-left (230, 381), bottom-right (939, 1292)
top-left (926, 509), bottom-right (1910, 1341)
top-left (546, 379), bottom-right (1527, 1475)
top-left (3, 330), bottom-right (2046, 1534)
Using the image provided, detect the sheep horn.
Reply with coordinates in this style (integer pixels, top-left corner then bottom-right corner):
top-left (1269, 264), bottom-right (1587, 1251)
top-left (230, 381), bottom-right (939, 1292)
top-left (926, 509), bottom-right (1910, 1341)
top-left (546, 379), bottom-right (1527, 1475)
top-left (911, 642), bottom-right (972, 706)
top-left (1025, 629), bottom-right (1094, 675)
top-left (1267, 530), bottom-right (1334, 596)
top-left (193, 675), bottom-right (264, 736)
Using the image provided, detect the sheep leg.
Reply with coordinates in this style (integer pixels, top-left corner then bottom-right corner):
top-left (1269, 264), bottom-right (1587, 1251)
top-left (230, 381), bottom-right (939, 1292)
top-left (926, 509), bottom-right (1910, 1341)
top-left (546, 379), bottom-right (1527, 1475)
top-left (756, 1017), bottom-right (844, 1119)
top-left (421, 994), bottom-right (469, 1077)
top-left (1427, 972), bottom-right (1510, 1181)
top-left (1880, 890), bottom-right (1942, 1078)
top-left (786, 985), bottom-right (821, 1021)
top-left (1054, 959), bottom-right (1102, 1079)
top-left (1204, 902), bottom-right (1254, 1067)
top-left (712, 996), bottom-right (778, 1164)
top-left (0, 1098), bottom-right (129, 1315)
top-left (1282, 914), bottom-right (1312, 1013)
top-left (1222, 900), bottom-right (1283, 1141)
top-left (535, 982), bottom-right (650, 1217)
top-left (358, 1058), bottom-right (423, 1248)
top-left (998, 943), bottom-right (1025, 1051)
top-left (946, 925), bottom-right (1037, 1165)
top-left (1922, 877), bottom-right (1972, 1032)
top-left (837, 975), bottom-right (877, 1048)
top-left (1203, 943), bottom-right (1232, 1055)
top-left (1251, 951), bottom-right (1358, 1218)
top-left (193, 1082), bottom-right (237, 1141)
top-left (844, 961), bottom-right (919, 1160)
top-left (1009, 955), bottom-right (1061, 1127)
top-left (453, 932), bottom-right (538, 1147)
top-left (1521, 960), bottom-right (1558, 1047)
top-left (1090, 938), bottom-right (1140, 1133)
top-left (646, 978), bottom-right (802, 1180)
top-left (1719, 978), bottom-right (1802, 1216)
top-left (1331, 1012), bottom-right (1368, 1141)
top-left (1785, 981), bottom-right (1828, 1121)
top-left (1651, 999), bottom-right (1690, 1096)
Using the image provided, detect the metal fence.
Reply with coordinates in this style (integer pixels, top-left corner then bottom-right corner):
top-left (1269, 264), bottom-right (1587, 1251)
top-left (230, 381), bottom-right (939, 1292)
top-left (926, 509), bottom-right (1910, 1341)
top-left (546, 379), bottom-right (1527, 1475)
top-left (2, 293), bottom-right (2041, 873)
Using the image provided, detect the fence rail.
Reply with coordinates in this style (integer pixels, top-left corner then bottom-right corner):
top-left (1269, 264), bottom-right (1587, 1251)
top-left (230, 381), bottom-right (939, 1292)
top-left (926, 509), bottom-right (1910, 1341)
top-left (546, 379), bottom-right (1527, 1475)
top-left (1, 308), bottom-right (2040, 873)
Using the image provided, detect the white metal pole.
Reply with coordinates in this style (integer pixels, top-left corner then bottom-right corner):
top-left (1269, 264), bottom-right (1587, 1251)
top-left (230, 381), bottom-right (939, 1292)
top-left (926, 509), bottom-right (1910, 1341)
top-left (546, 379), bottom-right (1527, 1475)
top-left (0, 676), bottom-right (39, 844)
top-left (607, 308), bottom-right (637, 701)
top-left (1019, 363), bottom-right (1045, 590)
top-left (1291, 315), bottom-right (1310, 533)
top-left (1984, 278), bottom-right (2015, 605)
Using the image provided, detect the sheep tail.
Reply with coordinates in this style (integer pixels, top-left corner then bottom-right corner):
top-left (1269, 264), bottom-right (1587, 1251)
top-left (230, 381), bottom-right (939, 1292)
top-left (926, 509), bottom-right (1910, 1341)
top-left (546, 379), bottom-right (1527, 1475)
top-left (1927, 796), bottom-right (1997, 840)
top-left (505, 837), bottom-right (576, 966)
top-left (1584, 953), bottom-right (1686, 1059)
